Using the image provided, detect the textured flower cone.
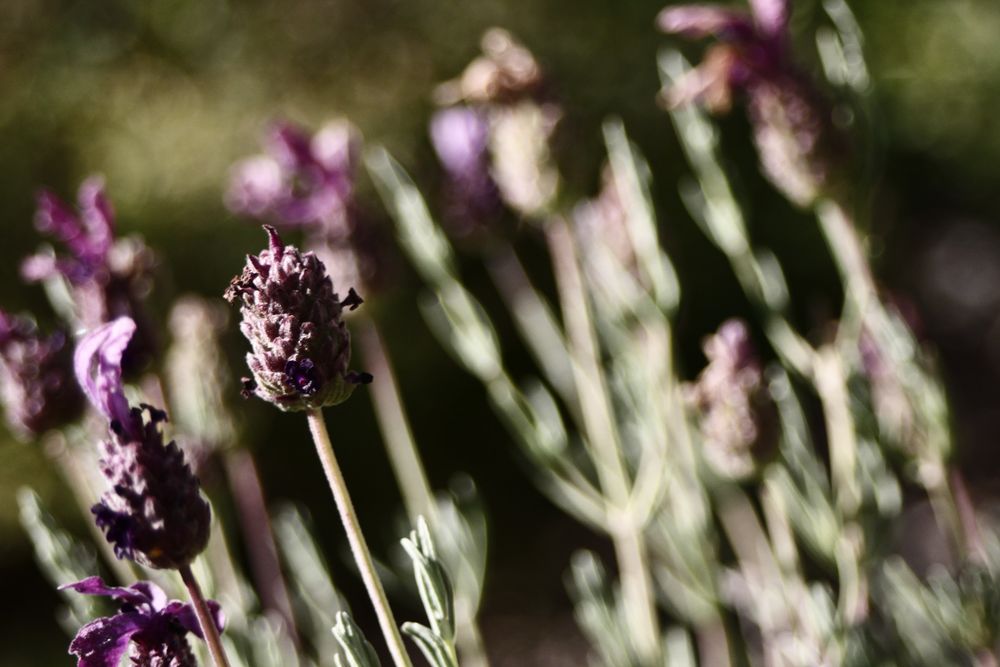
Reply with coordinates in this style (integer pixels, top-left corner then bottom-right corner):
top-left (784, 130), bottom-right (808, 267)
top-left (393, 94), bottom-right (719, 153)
top-left (93, 406), bottom-right (211, 570)
top-left (225, 226), bottom-right (366, 412)
top-left (131, 634), bottom-right (197, 667)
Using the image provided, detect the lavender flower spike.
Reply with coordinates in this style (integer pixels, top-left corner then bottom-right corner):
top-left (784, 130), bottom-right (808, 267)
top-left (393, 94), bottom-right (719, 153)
top-left (685, 319), bottom-right (775, 479)
top-left (0, 310), bottom-right (84, 440)
top-left (225, 226), bottom-right (370, 411)
top-left (658, 0), bottom-right (842, 206)
top-left (75, 318), bottom-right (212, 569)
top-left (61, 576), bottom-right (224, 667)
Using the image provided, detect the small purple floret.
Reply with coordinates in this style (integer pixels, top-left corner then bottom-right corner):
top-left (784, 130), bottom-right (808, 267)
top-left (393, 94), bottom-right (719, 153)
top-left (61, 576), bottom-right (224, 667)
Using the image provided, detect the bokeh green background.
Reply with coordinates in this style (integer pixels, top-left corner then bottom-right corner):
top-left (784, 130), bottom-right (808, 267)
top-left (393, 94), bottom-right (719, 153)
top-left (3, 0), bottom-right (1000, 663)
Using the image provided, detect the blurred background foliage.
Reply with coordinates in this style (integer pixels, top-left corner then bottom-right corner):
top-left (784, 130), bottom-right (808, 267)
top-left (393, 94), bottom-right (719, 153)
top-left (2, 0), bottom-right (1000, 664)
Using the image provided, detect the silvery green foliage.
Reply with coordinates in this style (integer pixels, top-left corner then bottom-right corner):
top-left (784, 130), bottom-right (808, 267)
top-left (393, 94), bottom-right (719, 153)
top-left (401, 517), bottom-right (458, 667)
top-left (332, 612), bottom-right (382, 667)
top-left (274, 504), bottom-right (346, 660)
top-left (880, 553), bottom-right (1000, 666)
top-left (567, 551), bottom-right (641, 667)
top-left (17, 488), bottom-right (103, 632)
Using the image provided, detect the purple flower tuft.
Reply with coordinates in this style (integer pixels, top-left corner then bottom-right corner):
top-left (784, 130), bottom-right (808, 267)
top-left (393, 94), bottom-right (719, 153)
top-left (0, 310), bottom-right (84, 440)
top-left (658, 0), bottom-right (841, 206)
top-left (226, 119), bottom-right (359, 232)
top-left (76, 319), bottom-right (211, 569)
top-left (74, 316), bottom-right (135, 428)
top-left (61, 576), bottom-right (224, 667)
top-left (21, 178), bottom-right (158, 365)
top-left (685, 319), bottom-right (775, 479)
top-left (224, 226), bottom-right (370, 411)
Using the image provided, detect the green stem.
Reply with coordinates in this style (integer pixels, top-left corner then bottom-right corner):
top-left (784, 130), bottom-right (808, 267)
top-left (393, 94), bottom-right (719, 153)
top-left (306, 409), bottom-right (413, 667)
top-left (357, 319), bottom-right (437, 525)
top-left (546, 218), bottom-right (661, 665)
top-left (179, 564), bottom-right (232, 667)
top-left (358, 319), bottom-right (492, 667)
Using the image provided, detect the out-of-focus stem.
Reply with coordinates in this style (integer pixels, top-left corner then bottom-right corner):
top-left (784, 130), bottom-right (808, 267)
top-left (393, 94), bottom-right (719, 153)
top-left (485, 243), bottom-right (575, 404)
top-left (546, 218), bottom-right (661, 665)
top-left (357, 319), bottom-right (491, 667)
top-left (203, 515), bottom-right (250, 631)
top-left (223, 447), bottom-right (298, 641)
top-left (695, 615), bottom-right (732, 667)
top-left (356, 319), bottom-right (436, 524)
top-left (305, 409), bottom-right (413, 667)
top-left (815, 198), bottom-right (877, 313)
top-left (179, 564), bottom-right (232, 667)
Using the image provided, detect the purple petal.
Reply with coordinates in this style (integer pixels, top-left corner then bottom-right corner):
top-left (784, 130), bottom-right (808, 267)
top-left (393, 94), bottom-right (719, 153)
top-left (59, 576), bottom-right (159, 609)
top-left (34, 190), bottom-right (81, 241)
top-left (312, 120), bottom-right (360, 174)
top-left (20, 253), bottom-right (60, 282)
top-left (430, 107), bottom-right (491, 176)
top-left (749, 0), bottom-right (789, 38)
top-left (225, 156), bottom-right (288, 218)
top-left (168, 600), bottom-right (226, 639)
top-left (76, 177), bottom-right (115, 254)
top-left (656, 5), bottom-right (753, 38)
top-left (73, 317), bottom-right (136, 425)
top-left (68, 613), bottom-right (146, 667)
top-left (267, 122), bottom-right (314, 170)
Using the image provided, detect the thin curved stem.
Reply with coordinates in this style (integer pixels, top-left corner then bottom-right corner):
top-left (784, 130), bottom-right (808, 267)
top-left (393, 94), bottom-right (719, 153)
top-left (306, 408), bottom-right (413, 667)
top-left (179, 564), bottom-right (231, 667)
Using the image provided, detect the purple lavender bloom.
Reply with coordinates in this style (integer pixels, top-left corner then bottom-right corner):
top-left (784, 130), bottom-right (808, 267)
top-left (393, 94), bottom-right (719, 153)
top-left (0, 310), bottom-right (84, 440)
top-left (686, 319), bottom-right (775, 479)
top-left (23, 177), bottom-right (115, 286)
top-left (61, 576), bottom-right (224, 667)
top-left (430, 107), bottom-right (503, 235)
top-left (226, 120), bottom-right (359, 232)
top-left (75, 318), bottom-right (211, 569)
top-left (21, 178), bottom-right (157, 364)
top-left (659, 0), bottom-right (841, 206)
top-left (224, 226), bottom-right (371, 412)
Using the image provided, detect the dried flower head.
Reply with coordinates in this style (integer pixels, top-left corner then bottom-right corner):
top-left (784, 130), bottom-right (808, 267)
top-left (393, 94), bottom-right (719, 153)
top-left (61, 576), bottom-right (223, 667)
top-left (686, 319), bottom-right (775, 479)
top-left (434, 28), bottom-right (544, 106)
top-left (0, 310), bottom-right (84, 440)
top-left (75, 318), bottom-right (211, 569)
top-left (224, 226), bottom-right (370, 412)
top-left (659, 0), bottom-right (842, 206)
top-left (21, 177), bottom-right (157, 365)
top-left (487, 101), bottom-right (561, 219)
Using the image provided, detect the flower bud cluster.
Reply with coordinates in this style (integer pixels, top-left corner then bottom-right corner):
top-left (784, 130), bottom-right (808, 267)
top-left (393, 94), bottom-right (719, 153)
top-left (225, 226), bottom-right (369, 412)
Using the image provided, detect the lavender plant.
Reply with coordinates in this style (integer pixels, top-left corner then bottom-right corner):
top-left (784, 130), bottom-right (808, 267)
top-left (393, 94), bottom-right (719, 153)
top-left (227, 119), bottom-right (491, 667)
top-left (6, 2), bottom-right (1000, 666)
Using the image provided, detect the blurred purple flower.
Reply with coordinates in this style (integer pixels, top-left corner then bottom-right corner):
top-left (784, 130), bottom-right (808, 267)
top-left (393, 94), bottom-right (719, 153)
top-left (23, 177), bottom-right (115, 286)
top-left (686, 319), bottom-right (775, 478)
top-left (659, 0), bottom-right (840, 206)
top-left (0, 310), bottom-right (84, 440)
top-left (75, 318), bottom-right (211, 569)
top-left (61, 576), bottom-right (223, 667)
top-left (430, 107), bottom-right (503, 235)
top-left (21, 178), bottom-right (158, 364)
top-left (226, 120), bottom-right (359, 232)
